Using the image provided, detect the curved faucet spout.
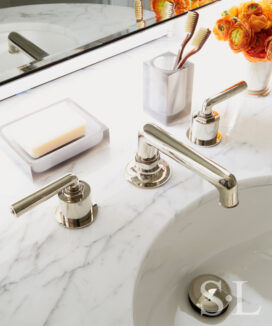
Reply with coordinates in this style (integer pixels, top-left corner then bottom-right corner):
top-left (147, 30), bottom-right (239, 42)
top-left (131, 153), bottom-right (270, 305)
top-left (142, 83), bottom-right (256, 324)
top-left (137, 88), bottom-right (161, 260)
top-left (217, 174), bottom-right (238, 208)
top-left (126, 123), bottom-right (239, 208)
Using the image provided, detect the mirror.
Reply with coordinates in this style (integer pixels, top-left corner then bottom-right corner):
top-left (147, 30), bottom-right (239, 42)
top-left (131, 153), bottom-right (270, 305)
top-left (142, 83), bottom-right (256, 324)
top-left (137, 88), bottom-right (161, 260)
top-left (0, 1), bottom-right (217, 91)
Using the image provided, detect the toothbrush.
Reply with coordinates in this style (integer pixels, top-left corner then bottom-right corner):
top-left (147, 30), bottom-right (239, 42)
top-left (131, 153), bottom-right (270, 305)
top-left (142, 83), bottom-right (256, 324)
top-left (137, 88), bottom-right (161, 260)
top-left (174, 11), bottom-right (199, 70)
top-left (161, 1), bottom-right (175, 20)
top-left (177, 27), bottom-right (211, 70)
top-left (134, 0), bottom-right (143, 22)
top-left (134, 0), bottom-right (146, 29)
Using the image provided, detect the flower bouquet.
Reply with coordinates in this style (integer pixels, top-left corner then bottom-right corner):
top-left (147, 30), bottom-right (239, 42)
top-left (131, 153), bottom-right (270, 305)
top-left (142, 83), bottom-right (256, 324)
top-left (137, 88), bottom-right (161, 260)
top-left (213, 0), bottom-right (272, 95)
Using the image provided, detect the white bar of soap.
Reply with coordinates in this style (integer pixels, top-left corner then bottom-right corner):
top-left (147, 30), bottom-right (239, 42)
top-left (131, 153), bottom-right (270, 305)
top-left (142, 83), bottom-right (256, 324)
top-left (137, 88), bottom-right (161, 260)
top-left (11, 102), bottom-right (86, 158)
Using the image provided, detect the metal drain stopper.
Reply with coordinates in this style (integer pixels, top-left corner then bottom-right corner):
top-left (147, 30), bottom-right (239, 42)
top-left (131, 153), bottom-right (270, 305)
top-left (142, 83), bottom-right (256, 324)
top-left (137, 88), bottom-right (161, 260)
top-left (188, 274), bottom-right (232, 317)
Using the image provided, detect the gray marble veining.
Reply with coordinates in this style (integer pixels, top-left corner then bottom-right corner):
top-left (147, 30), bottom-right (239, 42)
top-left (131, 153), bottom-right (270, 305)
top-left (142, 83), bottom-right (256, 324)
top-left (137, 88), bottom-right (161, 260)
top-left (0, 1), bottom-right (271, 324)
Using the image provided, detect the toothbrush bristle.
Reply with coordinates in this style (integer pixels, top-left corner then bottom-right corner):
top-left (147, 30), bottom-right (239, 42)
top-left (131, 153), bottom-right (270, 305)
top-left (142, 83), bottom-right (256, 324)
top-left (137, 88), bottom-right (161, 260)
top-left (191, 27), bottom-right (211, 49)
top-left (134, 0), bottom-right (143, 21)
top-left (161, 1), bottom-right (175, 19)
top-left (185, 11), bottom-right (199, 34)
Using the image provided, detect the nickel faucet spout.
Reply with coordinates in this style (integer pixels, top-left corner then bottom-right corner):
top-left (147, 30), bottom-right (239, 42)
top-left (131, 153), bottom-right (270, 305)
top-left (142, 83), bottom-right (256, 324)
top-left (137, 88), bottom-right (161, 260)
top-left (126, 123), bottom-right (238, 208)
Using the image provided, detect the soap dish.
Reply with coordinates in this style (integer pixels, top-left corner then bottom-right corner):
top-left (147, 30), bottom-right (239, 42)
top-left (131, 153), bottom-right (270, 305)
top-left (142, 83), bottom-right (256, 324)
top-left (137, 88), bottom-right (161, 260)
top-left (0, 98), bottom-right (109, 175)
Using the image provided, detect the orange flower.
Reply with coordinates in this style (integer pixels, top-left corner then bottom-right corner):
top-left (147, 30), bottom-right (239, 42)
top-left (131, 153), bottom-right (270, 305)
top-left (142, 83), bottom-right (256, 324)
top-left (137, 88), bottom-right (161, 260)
top-left (266, 27), bottom-right (272, 35)
top-left (244, 31), bottom-right (267, 61)
top-left (199, 0), bottom-right (213, 6)
top-left (229, 22), bottom-right (252, 52)
top-left (249, 13), bottom-right (270, 31)
top-left (265, 35), bottom-right (272, 59)
top-left (239, 2), bottom-right (263, 21)
top-left (213, 1), bottom-right (272, 62)
top-left (151, 0), bottom-right (188, 20)
top-left (260, 0), bottom-right (272, 6)
top-left (213, 16), bottom-right (235, 41)
top-left (229, 6), bottom-right (239, 17)
top-left (260, 0), bottom-right (272, 21)
top-left (190, 0), bottom-right (199, 9)
top-left (173, 0), bottom-right (188, 14)
top-left (151, 0), bottom-right (215, 18)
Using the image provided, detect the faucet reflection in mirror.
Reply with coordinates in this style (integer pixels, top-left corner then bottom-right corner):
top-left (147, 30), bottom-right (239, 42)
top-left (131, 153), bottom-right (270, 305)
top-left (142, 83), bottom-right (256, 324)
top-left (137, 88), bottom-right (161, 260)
top-left (8, 31), bottom-right (48, 62)
top-left (126, 123), bottom-right (238, 208)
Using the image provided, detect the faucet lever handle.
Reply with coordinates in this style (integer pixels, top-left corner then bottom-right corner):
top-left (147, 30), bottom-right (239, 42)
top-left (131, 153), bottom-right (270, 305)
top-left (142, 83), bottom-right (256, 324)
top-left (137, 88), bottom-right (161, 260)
top-left (10, 174), bottom-right (98, 229)
top-left (202, 81), bottom-right (247, 116)
top-left (187, 80), bottom-right (247, 147)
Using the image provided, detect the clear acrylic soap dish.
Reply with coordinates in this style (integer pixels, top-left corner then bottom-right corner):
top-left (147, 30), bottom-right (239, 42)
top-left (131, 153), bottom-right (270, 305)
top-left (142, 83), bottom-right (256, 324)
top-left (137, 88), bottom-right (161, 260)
top-left (0, 98), bottom-right (109, 175)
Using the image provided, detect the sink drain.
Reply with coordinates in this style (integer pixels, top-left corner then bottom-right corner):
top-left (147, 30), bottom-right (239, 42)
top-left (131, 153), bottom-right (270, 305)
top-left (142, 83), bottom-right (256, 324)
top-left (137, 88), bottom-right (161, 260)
top-left (188, 274), bottom-right (232, 317)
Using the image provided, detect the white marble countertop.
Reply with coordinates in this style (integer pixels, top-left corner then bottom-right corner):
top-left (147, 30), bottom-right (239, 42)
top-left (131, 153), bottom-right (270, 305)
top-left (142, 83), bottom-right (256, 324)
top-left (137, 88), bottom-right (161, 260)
top-left (0, 1), bottom-right (272, 325)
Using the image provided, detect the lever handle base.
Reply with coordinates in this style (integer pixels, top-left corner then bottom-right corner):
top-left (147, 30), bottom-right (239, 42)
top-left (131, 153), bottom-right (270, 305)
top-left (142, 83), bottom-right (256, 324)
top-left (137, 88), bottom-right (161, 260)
top-left (125, 157), bottom-right (170, 189)
top-left (186, 128), bottom-right (222, 147)
top-left (56, 203), bottom-right (98, 229)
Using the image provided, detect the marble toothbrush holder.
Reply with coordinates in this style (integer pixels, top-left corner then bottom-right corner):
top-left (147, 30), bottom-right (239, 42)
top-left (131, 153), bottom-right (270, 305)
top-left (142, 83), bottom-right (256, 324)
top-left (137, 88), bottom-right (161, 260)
top-left (143, 52), bottom-right (194, 125)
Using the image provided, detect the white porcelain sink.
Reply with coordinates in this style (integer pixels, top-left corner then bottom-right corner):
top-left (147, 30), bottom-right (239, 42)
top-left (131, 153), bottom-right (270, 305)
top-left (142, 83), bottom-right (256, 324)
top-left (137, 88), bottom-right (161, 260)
top-left (0, 23), bottom-right (78, 74)
top-left (133, 181), bottom-right (272, 325)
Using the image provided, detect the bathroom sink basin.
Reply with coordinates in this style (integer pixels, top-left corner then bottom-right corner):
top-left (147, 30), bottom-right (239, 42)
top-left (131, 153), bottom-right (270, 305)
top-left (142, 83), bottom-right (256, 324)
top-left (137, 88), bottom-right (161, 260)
top-left (133, 180), bottom-right (272, 325)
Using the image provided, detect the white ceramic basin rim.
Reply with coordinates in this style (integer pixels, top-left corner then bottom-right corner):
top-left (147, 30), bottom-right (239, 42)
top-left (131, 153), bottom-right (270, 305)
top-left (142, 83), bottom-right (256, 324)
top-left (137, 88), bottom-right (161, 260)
top-left (133, 177), bottom-right (272, 326)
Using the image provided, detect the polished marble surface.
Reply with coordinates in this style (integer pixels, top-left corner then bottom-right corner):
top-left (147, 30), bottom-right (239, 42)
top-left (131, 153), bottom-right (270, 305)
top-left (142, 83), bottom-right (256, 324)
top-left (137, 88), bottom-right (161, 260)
top-left (0, 1), bottom-right (272, 324)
